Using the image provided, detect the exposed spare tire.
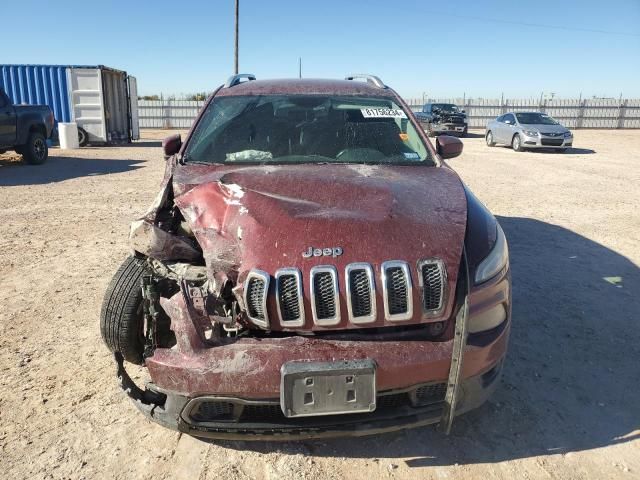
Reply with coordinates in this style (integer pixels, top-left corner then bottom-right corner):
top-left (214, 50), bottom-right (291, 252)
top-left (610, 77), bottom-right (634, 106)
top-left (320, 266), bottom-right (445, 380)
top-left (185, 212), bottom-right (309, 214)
top-left (100, 256), bottom-right (148, 365)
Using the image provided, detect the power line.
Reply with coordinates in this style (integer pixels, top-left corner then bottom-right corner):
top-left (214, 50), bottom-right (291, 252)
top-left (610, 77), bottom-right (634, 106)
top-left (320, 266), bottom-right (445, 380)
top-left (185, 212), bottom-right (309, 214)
top-left (429, 11), bottom-right (640, 37)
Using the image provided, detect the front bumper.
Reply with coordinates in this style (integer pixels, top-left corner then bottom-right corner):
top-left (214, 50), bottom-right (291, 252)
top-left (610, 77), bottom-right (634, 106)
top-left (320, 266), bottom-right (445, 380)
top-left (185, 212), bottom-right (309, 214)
top-left (116, 351), bottom-right (505, 440)
top-left (522, 134), bottom-right (573, 148)
top-left (116, 269), bottom-right (510, 439)
top-left (433, 123), bottom-right (467, 135)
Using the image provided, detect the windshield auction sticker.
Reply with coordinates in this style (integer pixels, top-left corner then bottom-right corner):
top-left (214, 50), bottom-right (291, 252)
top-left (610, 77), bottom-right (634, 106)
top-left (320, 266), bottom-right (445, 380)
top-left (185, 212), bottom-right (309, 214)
top-left (361, 107), bottom-right (407, 118)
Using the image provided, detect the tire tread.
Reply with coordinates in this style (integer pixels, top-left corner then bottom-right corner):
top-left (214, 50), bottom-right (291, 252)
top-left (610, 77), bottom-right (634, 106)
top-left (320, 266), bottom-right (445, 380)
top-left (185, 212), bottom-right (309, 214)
top-left (100, 256), bottom-right (147, 364)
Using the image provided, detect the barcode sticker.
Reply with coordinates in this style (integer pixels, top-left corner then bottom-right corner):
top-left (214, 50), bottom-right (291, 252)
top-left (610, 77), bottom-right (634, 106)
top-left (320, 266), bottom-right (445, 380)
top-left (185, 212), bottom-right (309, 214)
top-left (360, 108), bottom-right (407, 119)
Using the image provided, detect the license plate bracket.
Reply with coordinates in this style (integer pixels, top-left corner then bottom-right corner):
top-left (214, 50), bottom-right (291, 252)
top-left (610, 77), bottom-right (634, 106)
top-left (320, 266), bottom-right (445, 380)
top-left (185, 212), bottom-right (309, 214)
top-left (280, 360), bottom-right (376, 418)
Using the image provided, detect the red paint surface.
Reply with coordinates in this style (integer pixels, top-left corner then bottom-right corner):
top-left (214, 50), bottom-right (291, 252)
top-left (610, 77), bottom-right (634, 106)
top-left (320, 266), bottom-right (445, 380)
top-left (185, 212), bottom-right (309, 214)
top-left (173, 163), bottom-right (467, 330)
top-left (146, 269), bottom-right (510, 397)
top-left (142, 78), bottom-right (512, 398)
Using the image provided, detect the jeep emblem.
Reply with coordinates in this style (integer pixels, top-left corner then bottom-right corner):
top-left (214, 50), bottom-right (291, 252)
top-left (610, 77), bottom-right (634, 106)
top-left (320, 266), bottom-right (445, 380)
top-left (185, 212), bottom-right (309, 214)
top-left (302, 246), bottom-right (343, 258)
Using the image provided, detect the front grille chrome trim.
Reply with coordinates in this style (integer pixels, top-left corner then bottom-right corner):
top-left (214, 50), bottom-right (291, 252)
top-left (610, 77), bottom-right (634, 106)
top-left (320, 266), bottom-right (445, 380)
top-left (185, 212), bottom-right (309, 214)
top-left (345, 263), bottom-right (376, 324)
top-left (381, 261), bottom-right (413, 322)
top-left (243, 269), bottom-right (270, 329)
top-left (417, 258), bottom-right (447, 316)
top-left (310, 265), bottom-right (341, 326)
top-left (275, 268), bottom-right (305, 328)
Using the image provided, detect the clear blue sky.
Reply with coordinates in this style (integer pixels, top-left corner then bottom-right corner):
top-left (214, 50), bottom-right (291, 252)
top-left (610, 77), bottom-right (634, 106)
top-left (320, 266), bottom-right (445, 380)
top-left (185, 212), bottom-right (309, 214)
top-left (3, 0), bottom-right (639, 99)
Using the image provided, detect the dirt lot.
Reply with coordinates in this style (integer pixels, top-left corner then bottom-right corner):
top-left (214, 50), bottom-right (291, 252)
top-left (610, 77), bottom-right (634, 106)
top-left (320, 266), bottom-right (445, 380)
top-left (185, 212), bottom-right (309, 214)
top-left (1, 129), bottom-right (638, 479)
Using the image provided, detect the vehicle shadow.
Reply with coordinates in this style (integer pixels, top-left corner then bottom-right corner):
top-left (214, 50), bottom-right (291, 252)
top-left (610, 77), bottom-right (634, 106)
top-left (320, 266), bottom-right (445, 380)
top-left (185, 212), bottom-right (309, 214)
top-left (82, 140), bottom-right (162, 149)
top-left (0, 155), bottom-right (145, 186)
top-left (462, 131), bottom-right (486, 139)
top-left (216, 217), bottom-right (639, 466)
top-left (530, 147), bottom-right (596, 155)
top-left (495, 146), bottom-right (596, 155)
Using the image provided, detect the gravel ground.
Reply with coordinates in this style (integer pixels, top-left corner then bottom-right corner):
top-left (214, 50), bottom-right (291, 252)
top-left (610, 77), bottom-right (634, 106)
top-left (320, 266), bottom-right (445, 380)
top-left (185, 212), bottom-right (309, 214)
top-left (0, 129), bottom-right (638, 479)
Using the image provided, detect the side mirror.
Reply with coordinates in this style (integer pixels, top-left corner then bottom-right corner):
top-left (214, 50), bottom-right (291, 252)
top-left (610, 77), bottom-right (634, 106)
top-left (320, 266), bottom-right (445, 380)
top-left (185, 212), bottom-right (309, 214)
top-left (162, 134), bottom-right (182, 159)
top-left (505, 120), bottom-right (513, 125)
top-left (436, 135), bottom-right (463, 160)
top-left (461, 109), bottom-right (466, 113)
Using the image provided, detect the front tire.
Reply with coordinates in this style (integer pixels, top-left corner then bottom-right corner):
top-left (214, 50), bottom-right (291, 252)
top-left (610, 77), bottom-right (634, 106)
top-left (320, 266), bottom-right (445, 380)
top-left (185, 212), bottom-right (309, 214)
top-left (100, 256), bottom-right (149, 365)
top-left (512, 134), bottom-right (524, 152)
top-left (22, 131), bottom-right (48, 164)
top-left (486, 131), bottom-right (496, 146)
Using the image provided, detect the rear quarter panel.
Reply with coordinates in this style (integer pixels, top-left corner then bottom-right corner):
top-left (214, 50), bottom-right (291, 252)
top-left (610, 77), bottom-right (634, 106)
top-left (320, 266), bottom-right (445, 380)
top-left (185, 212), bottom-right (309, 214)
top-left (15, 106), bottom-right (52, 144)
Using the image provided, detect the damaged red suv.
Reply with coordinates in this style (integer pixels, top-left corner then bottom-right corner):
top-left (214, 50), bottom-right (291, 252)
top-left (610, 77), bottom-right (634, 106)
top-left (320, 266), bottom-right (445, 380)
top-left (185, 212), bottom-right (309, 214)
top-left (101, 74), bottom-right (511, 439)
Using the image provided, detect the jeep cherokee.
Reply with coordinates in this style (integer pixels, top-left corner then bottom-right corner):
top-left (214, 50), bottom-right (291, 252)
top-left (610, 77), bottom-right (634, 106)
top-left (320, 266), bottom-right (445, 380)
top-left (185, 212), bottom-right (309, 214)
top-left (101, 74), bottom-right (511, 440)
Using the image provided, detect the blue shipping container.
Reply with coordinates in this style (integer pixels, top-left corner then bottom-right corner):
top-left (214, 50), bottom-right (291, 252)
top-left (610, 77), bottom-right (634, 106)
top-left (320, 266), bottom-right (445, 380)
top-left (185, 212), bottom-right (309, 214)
top-left (0, 65), bottom-right (72, 123)
top-left (0, 64), bottom-right (139, 143)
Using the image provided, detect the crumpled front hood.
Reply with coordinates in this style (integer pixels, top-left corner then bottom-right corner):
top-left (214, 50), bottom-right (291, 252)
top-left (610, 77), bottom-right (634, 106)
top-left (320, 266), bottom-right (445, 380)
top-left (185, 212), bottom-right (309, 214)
top-left (172, 162), bottom-right (468, 328)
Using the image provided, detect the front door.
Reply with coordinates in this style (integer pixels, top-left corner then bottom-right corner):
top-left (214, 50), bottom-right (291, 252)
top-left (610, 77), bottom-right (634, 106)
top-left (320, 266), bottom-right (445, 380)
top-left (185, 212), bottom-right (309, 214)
top-left (501, 113), bottom-right (517, 144)
top-left (0, 89), bottom-right (17, 147)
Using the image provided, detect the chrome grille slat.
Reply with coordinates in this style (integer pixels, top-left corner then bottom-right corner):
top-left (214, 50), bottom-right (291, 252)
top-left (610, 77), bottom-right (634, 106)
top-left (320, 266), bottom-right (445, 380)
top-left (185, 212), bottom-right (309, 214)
top-left (381, 261), bottom-right (413, 321)
top-left (346, 263), bottom-right (376, 324)
top-left (275, 268), bottom-right (305, 327)
top-left (247, 259), bottom-right (446, 328)
top-left (418, 259), bottom-right (446, 314)
top-left (243, 270), bottom-right (270, 328)
top-left (310, 266), bottom-right (340, 326)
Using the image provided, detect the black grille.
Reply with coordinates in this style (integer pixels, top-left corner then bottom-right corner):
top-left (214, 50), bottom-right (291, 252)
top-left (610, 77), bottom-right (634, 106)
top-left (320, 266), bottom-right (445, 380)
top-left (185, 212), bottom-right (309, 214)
top-left (414, 383), bottom-right (447, 406)
top-left (277, 274), bottom-right (300, 321)
top-left (349, 269), bottom-right (372, 318)
top-left (313, 272), bottom-right (336, 319)
top-left (377, 392), bottom-right (411, 409)
top-left (187, 389), bottom-right (441, 425)
top-left (421, 262), bottom-right (444, 311)
top-left (246, 277), bottom-right (266, 320)
top-left (190, 401), bottom-right (234, 422)
top-left (386, 267), bottom-right (408, 315)
top-left (241, 404), bottom-right (283, 422)
top-left (541, 138), bottom-right (563, 146)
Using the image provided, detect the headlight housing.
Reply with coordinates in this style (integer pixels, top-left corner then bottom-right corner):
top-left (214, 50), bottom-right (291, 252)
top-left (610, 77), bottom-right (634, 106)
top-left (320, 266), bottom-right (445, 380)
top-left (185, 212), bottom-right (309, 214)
top-left (474, 223), bottom-right (509, 284)
top-left (523, 130), bottom-right (539, 137)
top-left (563, 131), bottom-right (573, 138)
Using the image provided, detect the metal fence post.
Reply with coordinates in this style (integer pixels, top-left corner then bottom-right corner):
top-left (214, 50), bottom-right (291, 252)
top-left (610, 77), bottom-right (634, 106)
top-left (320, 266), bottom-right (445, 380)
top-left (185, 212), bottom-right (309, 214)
top-left (617, 99), bottom-right (628, 129)
top-left (577, 99), bottom-right (585, 129)
top-left (163, 102), bottom-right (171, 129)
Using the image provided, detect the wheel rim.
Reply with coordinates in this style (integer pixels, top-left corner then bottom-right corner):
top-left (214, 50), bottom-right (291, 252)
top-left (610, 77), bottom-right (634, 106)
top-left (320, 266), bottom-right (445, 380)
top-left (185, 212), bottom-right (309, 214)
top-left (514, 136), bottom-right (520, 150)
top-left (34, 138), bottom-right (46, 160)
top-left (487, 133), bottom-right (492, 144)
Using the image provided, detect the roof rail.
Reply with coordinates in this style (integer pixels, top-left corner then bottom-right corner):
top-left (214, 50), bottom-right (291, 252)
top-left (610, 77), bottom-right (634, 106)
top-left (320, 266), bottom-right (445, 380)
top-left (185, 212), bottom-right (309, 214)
top-left (345, 74), bottom-right (386, 89)
top-left (224, 73), bottom-right (257, 88)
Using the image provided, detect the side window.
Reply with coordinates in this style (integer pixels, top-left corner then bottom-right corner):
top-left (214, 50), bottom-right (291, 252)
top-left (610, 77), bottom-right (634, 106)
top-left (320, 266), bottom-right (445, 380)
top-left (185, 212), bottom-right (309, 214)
top-left (497, 115), bottom-right (505, 123)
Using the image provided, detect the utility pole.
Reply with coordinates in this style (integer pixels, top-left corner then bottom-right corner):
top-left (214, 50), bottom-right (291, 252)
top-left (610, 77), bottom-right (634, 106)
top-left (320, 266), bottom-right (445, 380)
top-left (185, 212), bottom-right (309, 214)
top-left (298, 57), bottom-right (302, 78)
top-left (234, 0), bottom-right (239, 74)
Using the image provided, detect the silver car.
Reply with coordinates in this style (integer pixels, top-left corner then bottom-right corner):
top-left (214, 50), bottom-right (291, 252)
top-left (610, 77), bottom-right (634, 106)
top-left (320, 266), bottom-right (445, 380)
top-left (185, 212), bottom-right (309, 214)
top-left (485, 111), bottom-right (573, 152)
